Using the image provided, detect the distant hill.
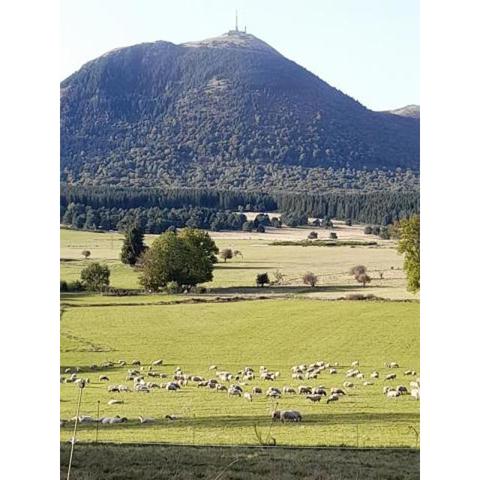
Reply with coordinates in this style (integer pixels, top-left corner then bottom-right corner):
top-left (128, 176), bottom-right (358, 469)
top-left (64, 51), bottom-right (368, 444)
top-left (387, 105), bottom-right (420, 119)
top-left (61, 31), bottom-right (420, 192)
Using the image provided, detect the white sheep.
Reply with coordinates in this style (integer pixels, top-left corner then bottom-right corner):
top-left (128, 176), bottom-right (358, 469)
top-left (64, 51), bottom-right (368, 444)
top-left (138, 416), bottom-right (155, 424)
top-left (108, 399), bottom-right (124, 405)
top-left (244, 393), bottom-right (253, 402)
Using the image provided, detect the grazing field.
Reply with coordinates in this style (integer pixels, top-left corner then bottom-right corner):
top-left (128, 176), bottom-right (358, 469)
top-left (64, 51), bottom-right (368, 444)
top-left (60, 225), bottom-right (417, 300)
top-left (60, 443), bottom-right (420, 480)
top-left (60, 298), bottom-right (419, 447)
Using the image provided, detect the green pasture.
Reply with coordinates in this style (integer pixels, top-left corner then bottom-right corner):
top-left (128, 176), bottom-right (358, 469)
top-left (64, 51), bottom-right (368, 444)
top-left (60, 298), bottom-right (419, 447)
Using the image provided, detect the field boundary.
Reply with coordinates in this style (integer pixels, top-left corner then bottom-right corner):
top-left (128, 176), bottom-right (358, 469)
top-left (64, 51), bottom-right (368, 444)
top-left (62, 441), bottom-right (419, 452)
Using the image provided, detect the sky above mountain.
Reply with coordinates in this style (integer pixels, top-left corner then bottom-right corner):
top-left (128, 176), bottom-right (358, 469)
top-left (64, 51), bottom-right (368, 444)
top-left (61, 0), bottom-right (419, 111)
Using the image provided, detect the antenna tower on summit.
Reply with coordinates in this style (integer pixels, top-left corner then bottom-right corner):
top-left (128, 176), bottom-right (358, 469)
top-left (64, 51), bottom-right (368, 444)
top-left (235, 10), bottom-right (238, 31)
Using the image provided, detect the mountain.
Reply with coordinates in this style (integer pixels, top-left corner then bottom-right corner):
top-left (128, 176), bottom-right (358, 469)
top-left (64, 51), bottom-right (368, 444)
top-left (387, 105), bottom-right (420, 119)
top-left (61, 31), bottom-right (420, 192)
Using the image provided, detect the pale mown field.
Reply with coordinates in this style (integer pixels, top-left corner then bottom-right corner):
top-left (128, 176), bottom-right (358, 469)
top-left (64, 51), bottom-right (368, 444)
top-left (60, 223), bottom-right (417, 300)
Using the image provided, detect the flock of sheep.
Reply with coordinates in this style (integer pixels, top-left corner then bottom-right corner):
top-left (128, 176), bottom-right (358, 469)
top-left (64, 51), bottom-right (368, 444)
top-left (60, 358), bottom-right (420, 427)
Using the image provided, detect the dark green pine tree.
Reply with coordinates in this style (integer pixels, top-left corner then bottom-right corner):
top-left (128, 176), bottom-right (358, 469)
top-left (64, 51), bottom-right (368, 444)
top-left (120, 225), bottom-right (146, 266)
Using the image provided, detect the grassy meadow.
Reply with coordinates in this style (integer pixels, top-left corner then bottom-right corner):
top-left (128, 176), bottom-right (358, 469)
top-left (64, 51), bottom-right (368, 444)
top-left (60, 221), bottom-right (419, 455)
top-left (60, 298), bottom-right (419, 447)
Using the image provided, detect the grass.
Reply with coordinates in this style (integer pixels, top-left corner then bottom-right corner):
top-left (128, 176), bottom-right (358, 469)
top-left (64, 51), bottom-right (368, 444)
top-left (60, 299), bottom-right (419, 447)
top-left (60, 229), bottom-right (418, 300)
top-left (60, 443), bottom-right (420, 479)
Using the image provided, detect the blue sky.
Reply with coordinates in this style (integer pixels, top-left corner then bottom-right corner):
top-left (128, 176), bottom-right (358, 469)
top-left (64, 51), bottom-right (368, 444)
top-left (61, 0), bottom-right (419, 111)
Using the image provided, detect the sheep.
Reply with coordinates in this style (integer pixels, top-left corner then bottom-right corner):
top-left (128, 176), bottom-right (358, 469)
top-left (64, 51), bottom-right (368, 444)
top-left (244, 393), bottom-right (253, 402)
top-left (298, 385), bottom-right (312, 395)
top-left (385, 373), bottom-right (397, 381)
top-left (396, 385), bottom-right (408, 395)
top-left (135, 384), bottom-right (150, 393)
top-left (108, 399), bottom-right (124, 405)
top-left (351, 361), bottom-right (360, 367)
top-left (329, 368), bottom-right (337, 374)
top-left (131, 360), bottom-right (141, 366)
top-left (209, 365), bottom-right (217, 370)
top-left (383, 386), bottom-right (394, 394)
top-left (283, 386), bottom-right (296, 394)
top-left (138, 416), bottom-right (155, 424)
top-left (370, 371), bottom-right (379, 378)
top-left (107, 385), bottom-right (120, 393)
top-left (411, 388), bottom-right (420, 400)
top-left (101, 416), bottom-right (127, 424)
top-left (292, 373), bottom-right (304, 380)
top-left (252, 386), bottom-right (262, 394)
top-left (386, 390), bottom-right (401, 398)
top-left (99, 375), bottom-right (110, 382)
top-left (385, 362), bottom-right (399, 369)
top-left (118, 360), bottom-right (127, 367)
top-left (356, 373), bottom-right (364, 379)
top-left (330, 388), bottom-right (346, 395)
top-left (326, 394), bottom-right (339, 404)
top-left (272, 410), bottom-right (302, 422)
top-left (228, 386), bottom-right (242, 397)
top-left (147, 371), bottom-right (160, 378)
top-left (152, 359), bottom-right (163, 366)
top-left (166, 382), bottom-right (180, 391)
top-left (363, 381), bottom-right (374, 386)
top-left (216, 384), bottom-right (227, 392)
top-left (343, 381), bottom-right (354, 388)
top-left (306, 394), bottom-right (322, 403)
top-left (190, 375), bottom-right (204, 382)
top-left (146, 382), bottom-right (160, 389)
top-left (312, 387), bottom-right (327, 396)
top-left (71, 415), bottom-right (96, 424)
top-left (266, 390), bottom-right (281, 399)
top-left (165, 415), bottom-right (179, 421)
top-left (410, 381), bottom-right (420, 390)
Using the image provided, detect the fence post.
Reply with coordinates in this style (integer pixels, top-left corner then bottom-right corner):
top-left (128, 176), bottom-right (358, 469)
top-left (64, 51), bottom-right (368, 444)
top-left (95, 400), bottom-right (100, 443)
top-left (66, 380), bottom-right (86, 480)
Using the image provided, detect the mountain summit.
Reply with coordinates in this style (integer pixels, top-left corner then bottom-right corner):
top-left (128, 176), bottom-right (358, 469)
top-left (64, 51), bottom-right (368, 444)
top-left (61, 31), bottom-right (419, 191)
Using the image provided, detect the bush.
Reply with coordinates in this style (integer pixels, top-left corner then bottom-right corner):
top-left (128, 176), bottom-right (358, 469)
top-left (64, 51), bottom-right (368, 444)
top-left (350, 265), bottom-right (367, 276)
top-left (242, 221), bottom-right (254, 232)
top-left (165, 281), bottom-right (181, 294)
top-left (379, 226), bottom-right (390, 239)
top-left (256, 224), bottom-right (266, 233)
top-left (364, 226), bottom-right (373, 235)
top-left (60, 279), bottom-right (85, 292)
top-left (302, 272), bottom-right (318, 287)
top-left (345, 219), bottom-right (353, 226)
top-left (256, 273), bottom-right (270, 287)
top-left (80, 263), bottom-right (110, 291)
top-left (271, 217), bottom-right (282, 228)
top-left (329, 232), bottom-right (338, 240)
top-left (219, 248), bottom-right (234, 262)
top-left (350, 265), bottom-right (371, 287)
top-left (281, 212), bottom-right (308, 227)
top-left (81, 250), bottom-right (91, 259)
top-left (372, 225), bottom-right (381, 236)
top-left (307, 231), bottom-right (318, 240)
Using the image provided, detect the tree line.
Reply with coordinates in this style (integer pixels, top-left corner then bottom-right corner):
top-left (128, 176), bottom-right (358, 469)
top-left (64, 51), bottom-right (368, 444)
top-left (61, 185), bottom-right (419, 227)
